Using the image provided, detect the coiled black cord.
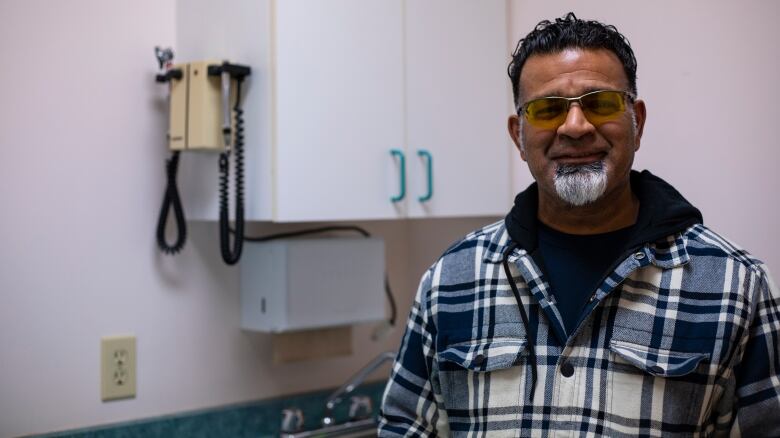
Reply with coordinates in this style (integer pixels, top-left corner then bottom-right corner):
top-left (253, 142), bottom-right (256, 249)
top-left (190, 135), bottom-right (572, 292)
top-left (156, 151), bottom-right (187, 254)
top-left (219, 79), bottom-right (246, 265)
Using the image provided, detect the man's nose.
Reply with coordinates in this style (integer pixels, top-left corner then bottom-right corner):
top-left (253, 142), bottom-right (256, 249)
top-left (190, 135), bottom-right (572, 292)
top-left (557, 103), bottom-right (595, 139)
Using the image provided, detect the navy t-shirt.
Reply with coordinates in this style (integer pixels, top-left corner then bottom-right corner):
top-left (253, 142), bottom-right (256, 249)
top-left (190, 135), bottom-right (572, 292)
top-left (537, 222), bottom-right (634, 336)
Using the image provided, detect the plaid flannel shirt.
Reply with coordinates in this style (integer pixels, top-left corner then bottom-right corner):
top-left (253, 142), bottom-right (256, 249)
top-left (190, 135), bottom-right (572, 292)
top-left (379, 220), bottom-right (780, 437)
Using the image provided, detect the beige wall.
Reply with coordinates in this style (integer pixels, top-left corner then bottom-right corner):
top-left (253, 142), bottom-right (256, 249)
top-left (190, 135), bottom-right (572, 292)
top-left (1, 1), bottom-right (778, 436)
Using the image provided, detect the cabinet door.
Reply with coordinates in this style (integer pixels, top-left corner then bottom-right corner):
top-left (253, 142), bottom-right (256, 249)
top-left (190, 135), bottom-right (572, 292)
top-left (405, 0), bottom-right (511, 218)
top-left (273, 0), bottom-right (407, 221)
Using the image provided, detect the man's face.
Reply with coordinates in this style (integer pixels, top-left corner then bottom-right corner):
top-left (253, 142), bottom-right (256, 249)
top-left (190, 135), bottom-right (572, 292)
top-left (508, 48), bottom-right (646, 207)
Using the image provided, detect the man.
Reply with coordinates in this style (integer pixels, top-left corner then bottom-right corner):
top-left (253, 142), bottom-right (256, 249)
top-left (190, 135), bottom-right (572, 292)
top-left (379, 13), bottom-right (780, 437)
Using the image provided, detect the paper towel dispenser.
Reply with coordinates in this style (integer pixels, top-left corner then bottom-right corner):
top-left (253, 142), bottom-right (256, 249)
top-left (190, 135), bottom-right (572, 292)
top-left (240, 237), bottom-right (386, 332)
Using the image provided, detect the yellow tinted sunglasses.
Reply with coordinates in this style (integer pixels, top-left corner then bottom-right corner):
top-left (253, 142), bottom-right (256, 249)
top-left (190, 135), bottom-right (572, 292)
top-left (520, 90), bottom-right (633, 129)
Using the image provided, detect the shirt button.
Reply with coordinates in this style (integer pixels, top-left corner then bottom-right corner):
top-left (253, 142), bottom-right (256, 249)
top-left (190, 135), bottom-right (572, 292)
top-left (473, 354), bottom-right (485, 366)
top-left (560, 361), bottom-right (574, 377)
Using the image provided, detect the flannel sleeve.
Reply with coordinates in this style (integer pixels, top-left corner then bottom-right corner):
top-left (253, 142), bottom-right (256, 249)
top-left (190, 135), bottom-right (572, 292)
top-left (729, 266), bottom-right (780, 436)
top-left (378, 268), bottom-right (447, 437)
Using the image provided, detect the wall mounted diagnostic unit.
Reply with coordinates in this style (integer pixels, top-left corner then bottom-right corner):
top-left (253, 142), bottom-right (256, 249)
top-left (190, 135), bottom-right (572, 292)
top-left (154, 47), bottom-right (251, 265)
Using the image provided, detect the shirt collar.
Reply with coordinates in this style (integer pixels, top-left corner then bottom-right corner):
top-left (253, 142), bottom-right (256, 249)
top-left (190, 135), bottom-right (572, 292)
top-left (483, 221), bottom-right (691, 271)
top-left (483, 220), bottom-right (692, 270)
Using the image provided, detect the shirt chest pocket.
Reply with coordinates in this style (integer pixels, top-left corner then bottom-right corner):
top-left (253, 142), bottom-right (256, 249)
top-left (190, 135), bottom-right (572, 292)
top-left (436, 337), bottom-right (528, 412)
top-left (608, 339), bottom-right (712, 427)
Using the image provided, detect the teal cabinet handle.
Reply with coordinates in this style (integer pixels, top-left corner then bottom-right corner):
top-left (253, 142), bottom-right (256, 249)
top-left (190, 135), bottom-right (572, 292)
top-left (390, 149), bottom-right (406, 202)
top-left (417, 149), bottom-right (433, 202)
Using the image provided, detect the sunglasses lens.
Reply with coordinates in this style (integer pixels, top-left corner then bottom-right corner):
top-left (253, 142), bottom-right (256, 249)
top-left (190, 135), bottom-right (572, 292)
top-left (525, 98), bottom-right (568, 129)
top-left (581, 91), bottom-right (626, 124)
top-left (523, 91), bottom-right (628, 129)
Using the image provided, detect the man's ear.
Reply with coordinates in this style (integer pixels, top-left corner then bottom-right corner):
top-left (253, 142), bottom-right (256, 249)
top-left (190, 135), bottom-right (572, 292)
top-left (632, 99), bottom-right (646, 151)
top-left (508, 115), bottom-right (526, 161)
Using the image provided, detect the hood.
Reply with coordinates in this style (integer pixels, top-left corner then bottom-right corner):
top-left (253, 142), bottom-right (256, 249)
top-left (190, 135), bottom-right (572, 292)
top-left (504, 170), bottom-right (703, 252)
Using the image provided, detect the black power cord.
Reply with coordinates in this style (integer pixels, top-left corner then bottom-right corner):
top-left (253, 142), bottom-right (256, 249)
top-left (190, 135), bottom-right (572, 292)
top-left (218, 79), bottom-right (246, 265)
top-left (156, 151), bottom-right (187, 254)
top-left (242, 225), bottom-right (368, 242)
top-left (232, 225), bottom-right (397, 327)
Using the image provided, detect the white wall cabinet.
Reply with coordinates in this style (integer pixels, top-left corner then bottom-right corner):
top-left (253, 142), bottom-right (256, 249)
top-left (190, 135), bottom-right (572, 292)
top-left (405, 0), bottom-right (510, 218)
top-left (272, 0), bottom-right (406, 221)
top-left (175, 0), bottom-right (511, 222)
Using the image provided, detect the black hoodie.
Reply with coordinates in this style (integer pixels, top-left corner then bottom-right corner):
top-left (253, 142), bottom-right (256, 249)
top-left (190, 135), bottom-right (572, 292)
top-left (505, 169), bottom-right (703, 258)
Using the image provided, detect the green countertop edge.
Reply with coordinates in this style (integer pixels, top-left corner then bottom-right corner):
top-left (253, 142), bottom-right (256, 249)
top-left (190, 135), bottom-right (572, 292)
top-left (32, 380), bottom-right (387, 438)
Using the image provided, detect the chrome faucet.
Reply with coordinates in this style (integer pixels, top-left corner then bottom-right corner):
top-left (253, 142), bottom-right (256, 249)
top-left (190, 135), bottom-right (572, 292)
top-left (280, 351), bottom-right (396, 437)
top-left (321, 351), bottom-right (396, 427)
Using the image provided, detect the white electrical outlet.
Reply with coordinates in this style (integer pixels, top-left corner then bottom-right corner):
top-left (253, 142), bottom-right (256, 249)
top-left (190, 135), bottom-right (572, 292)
top-left (101, 335), bottom-right (136, 401)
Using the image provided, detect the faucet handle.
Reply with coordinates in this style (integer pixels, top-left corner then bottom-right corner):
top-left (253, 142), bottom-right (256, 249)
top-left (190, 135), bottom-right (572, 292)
top-left (281, 407), bottom-right (304, 433)
top-left (348, 395), bottom-right (373, 420)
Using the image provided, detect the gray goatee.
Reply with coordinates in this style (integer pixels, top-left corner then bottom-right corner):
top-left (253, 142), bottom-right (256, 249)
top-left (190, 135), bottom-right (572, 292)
top-left (553, 160), bottom-right (607, 206)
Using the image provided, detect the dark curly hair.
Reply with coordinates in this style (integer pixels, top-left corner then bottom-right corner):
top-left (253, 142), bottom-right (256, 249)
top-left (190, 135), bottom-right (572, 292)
top-left (508, 12), bottom-right (638, 110)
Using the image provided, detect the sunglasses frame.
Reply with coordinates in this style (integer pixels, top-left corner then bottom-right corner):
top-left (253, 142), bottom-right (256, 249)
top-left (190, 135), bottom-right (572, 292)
top-left (518, 89), bottom-right (636, 129)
